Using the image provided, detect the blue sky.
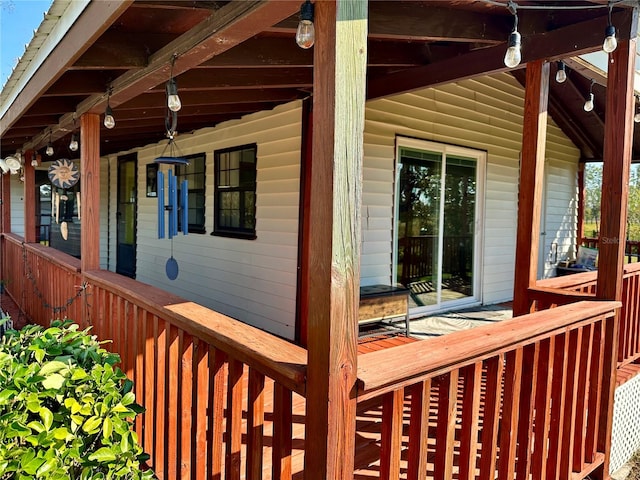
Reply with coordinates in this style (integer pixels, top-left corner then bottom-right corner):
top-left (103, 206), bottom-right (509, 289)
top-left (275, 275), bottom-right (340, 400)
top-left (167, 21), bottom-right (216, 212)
top-left (1, 0), bottom-right (52, 87)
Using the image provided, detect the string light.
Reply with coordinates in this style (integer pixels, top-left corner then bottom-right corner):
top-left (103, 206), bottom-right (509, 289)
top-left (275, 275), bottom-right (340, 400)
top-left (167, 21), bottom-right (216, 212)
top-left (634, 96), bottom-right (640, 123)
top-left (104, 88), bottom-right (115, 129)
top-left (503, 1), bottom-right (521, 69)
top-left (166, 55), bottom-right (181, 112)
top-left (584, 79), bottom-right (595, 112)
top-left (69, 133), bottom-right (79, 152)
top-left (488, 0), bottom-right (623, 66)
top-left (603, 2), bottom-right (617, 53)
top-left (45, 132), bottom-right (54, 157)
top-left (296, 0), bottom-right (315, 49)
top-left (555, 61), bottom-right (567, 84)
top-left (31, 152), bottom-right (38, 167)
top-left (69, 116), bottom-right (79, 152)
top-left (481, 0), bottom-right (625, 9)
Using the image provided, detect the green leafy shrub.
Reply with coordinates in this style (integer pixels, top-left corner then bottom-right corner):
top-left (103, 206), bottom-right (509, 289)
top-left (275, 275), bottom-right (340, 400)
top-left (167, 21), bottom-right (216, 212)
top-left (0, 319), bottom-right (154, 479)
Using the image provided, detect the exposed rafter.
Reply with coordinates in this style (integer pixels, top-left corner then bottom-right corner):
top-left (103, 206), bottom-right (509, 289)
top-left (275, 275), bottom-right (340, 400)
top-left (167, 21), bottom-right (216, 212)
top-left (367, 9), bottom-right (635, 100)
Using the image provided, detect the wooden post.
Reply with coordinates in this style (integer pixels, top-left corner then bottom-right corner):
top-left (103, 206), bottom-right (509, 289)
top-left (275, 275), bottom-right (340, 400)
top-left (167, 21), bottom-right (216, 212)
top-left (80, 113), bottom-right (101, 273)
top-left (512, 60), bottom-right (550, 316)
top-left (594, 27), bottom-right (638, 478)
top-left (304, 1), bottom-right (368, 479)
top-left (577, 162), bottom-right (585, 251)
top-left (23, 150), bottom-right (36, 243)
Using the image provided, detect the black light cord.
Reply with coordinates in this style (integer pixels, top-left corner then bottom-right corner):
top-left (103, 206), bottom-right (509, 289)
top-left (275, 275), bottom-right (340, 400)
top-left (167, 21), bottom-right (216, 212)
top-left (480, 0), bottom-right (627, 10)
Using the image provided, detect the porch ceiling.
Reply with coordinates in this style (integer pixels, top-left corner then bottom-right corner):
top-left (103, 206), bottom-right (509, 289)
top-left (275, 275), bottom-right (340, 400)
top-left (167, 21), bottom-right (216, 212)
top-left (1, 0), bottom-right (638, 161)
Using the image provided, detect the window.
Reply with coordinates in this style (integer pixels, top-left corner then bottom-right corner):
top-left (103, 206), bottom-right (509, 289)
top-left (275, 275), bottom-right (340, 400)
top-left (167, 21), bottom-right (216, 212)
top-left (213, 144), bottom-right (257, 239)
top-left (176, 153), bottom-right (206, 234)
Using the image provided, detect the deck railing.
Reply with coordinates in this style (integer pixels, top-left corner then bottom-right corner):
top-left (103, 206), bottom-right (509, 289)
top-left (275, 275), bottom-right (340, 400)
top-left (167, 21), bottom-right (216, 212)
top-left (398, 235), bottom-right (473, 285)
top-left (2, 235), bottom-right (624, 479)
top-left (2, 233), bottom-right (82, 322)
top-left (532, 262), bottom-right (640, 366)
top-left (581, 236), bottom-right (640, 263)
top-left (357, 301), bottom-right (620, 479)
top-left (1, 233), bottom-right (307, 479)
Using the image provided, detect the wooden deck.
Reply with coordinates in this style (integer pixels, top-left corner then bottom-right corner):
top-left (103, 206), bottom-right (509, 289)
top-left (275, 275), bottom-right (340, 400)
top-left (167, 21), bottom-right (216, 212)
top-left (357, 333), bottom-right (417, 354)
top-left (2, 235), bottom-right (629, 479)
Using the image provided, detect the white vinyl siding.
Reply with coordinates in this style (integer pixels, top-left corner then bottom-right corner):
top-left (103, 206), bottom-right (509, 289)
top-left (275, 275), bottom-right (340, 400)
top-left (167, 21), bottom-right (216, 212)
top-left (104, 101), bottom-right (302, 339)
top-left (540, 158), bottom-right (578, 278)
top-left (362, 73), bottom-right (580, 304)
top-left (100, 156), bottom-right (115, 271)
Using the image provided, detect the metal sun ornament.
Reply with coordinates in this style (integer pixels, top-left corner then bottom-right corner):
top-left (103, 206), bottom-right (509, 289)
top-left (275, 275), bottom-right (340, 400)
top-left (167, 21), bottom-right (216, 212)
top-left (48, 158), bottom-right (80, 189)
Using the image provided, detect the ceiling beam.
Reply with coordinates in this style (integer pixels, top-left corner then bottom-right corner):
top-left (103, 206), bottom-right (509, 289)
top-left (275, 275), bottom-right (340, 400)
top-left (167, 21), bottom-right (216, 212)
top-left (169, 67), bottom-right (313, 90)
top-left (117, 88), bottom-right (303, 110)
top-left (70, 32), bottom-right (175, 70)
top-left (563, 56), bottom-right (608, 88)
top-left (367, 9), bottom-right (635, 100)
top-left (201, 36), bottom-right (431, 69)
top-left (103, 102), bottom-right (277, 121)
top-left (271, 3), bottom-right (508, 43)
top-left (368, 2), bottom-right (507, 43)
top-left (131, 1), bottom-right (224, 12)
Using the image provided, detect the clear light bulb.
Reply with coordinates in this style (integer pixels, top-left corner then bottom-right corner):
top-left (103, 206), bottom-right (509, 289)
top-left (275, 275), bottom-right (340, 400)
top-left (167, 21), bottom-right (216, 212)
top-left (584, 93), bottom-right (595, 112)
top-left (167, 93), bottom-right (181, 112)
top-left (166, 78), bottom-right (181, 112)
top-left (69, 134), bottom-right (79, 152)
top-left (555, 68), bottom-right (567, 84)
top-left (31, 158), bottom-right (38, 167)
top-left (296, 20), bottom-right (315, 49)
top-left (104, 105), bottom-right (115, 129)
top-left (45, 144), bottom-right (53, 156)
top-left (634, 112), bottom-right (640, 123)
top-left (603, 25), bottom-right (617, 53)
top-left (503, 31), bottom-right (521, 68)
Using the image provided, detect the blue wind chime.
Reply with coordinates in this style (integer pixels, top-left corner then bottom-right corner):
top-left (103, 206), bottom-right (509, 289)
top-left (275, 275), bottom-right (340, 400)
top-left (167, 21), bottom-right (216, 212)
top-left (155, 105), bottom-right (188, 280)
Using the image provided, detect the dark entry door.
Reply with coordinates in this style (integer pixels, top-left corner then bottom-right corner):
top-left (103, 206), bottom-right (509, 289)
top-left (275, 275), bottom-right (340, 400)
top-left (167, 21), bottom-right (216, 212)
top-left (117, 154), bottom-right (137, 277)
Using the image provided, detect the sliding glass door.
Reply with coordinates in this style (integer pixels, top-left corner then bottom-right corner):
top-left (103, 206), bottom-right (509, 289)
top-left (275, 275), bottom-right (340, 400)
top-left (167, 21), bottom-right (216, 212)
top-left (395, 139), bottom-right (484, 312)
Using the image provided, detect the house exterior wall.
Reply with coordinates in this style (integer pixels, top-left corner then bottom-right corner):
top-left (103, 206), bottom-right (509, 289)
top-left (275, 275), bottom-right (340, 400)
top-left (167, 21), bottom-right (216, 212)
top-left (362, 73), bottom-right (580, 304)
top-left (93, 73), bottom-right (579, 338)
top-left (100, 101), bottom-right (303, 339)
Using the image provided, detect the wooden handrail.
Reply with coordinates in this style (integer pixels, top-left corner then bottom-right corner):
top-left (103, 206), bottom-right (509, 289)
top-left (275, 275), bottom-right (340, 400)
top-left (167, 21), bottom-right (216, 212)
top-left (528, 286), bottom-right (595, 305)
top-left (357, 301), bottom-right (619, 398)
top-left (536, 270), bottom-right (597, 290)
top-left (84, 269), bottom-right (307, 396)
top-left (3, 233), bottom-right (80, 273)
top-left (623, 261), bottom-right (640, 276)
